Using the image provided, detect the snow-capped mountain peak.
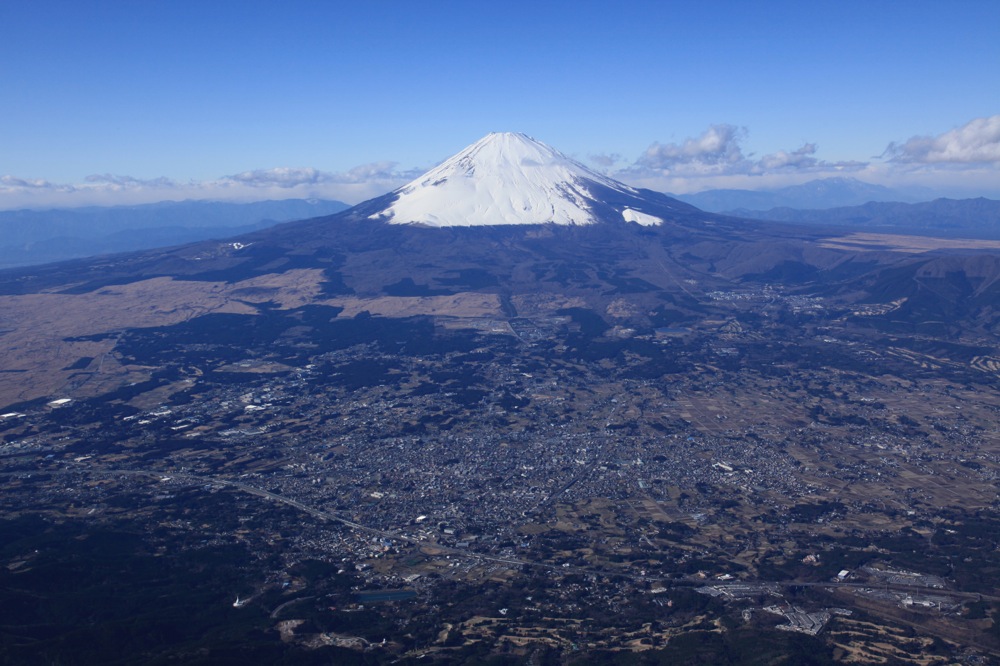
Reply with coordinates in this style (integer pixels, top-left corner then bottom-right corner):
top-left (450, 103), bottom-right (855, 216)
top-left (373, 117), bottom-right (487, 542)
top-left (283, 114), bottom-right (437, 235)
top-left (370, 132), bottom-right (660, 227)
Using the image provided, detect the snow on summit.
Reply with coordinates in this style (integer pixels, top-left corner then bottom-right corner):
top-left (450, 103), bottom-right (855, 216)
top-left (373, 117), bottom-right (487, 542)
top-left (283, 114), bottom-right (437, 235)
top-left (371, 132), bottom-right (659, 227)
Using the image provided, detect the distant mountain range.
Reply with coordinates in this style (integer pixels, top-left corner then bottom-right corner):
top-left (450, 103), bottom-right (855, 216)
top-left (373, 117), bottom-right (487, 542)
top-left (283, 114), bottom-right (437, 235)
top-left (0, 198), bottom-right (348, 268)
top-left (4, 170), bottom-right (998, 271)
top-left (728, 198), bottom-right (1000, 238)
top-left (673, 177), bottom-right (931, 212)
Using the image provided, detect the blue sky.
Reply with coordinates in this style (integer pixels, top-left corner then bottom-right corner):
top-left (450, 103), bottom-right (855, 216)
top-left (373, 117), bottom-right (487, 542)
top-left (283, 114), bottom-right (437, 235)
top-left (2, 0), bottom-right (998, 209)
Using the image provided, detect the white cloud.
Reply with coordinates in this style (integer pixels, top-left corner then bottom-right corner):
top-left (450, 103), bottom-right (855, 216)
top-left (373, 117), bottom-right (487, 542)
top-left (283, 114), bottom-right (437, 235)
top-left (588, 153), bottom-right (622, 169)
top-left (84, 174), bottom-right (177, 188)
top-left (3, 118), bottom-right (998, 209)
top-left (756, 143), bottom-right (818, 170)
top-left (227, 167), bottom-right (328, 187)
top-left (619, 125), bottom-right (870, 192)
top-left (0, 175), bottom-right (64, 190)
top-left (636, 124), bottom-right (748, 172)
top-left (0, 163), bottom-right (420, 210)
top-left (885, 115), bottom-right (1000, 164)
top-left (220, 162), bottom-right (417, 189)
top-left (345, 161), bottom-right (414, 181)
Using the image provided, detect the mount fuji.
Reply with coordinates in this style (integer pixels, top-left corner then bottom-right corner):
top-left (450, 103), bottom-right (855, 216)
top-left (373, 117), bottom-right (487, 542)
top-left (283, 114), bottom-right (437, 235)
top-left (3, 129), bottom-right (996, 393)
top-left (366, 132), bottom-right (696, 228)
top-left (0, 132), bottom-right (867, 305)
top-left (5, 132), bottom-right (1000, 666)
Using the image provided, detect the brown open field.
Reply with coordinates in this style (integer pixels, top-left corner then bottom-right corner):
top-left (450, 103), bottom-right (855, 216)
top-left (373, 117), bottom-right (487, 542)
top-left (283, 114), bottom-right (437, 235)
top-left (819, 232), bottom-right (1000, 253)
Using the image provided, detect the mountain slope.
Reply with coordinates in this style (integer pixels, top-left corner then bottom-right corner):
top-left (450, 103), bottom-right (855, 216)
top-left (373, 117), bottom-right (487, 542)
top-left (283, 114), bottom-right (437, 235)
top-left (372, 132), bottom-right (697, 227)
